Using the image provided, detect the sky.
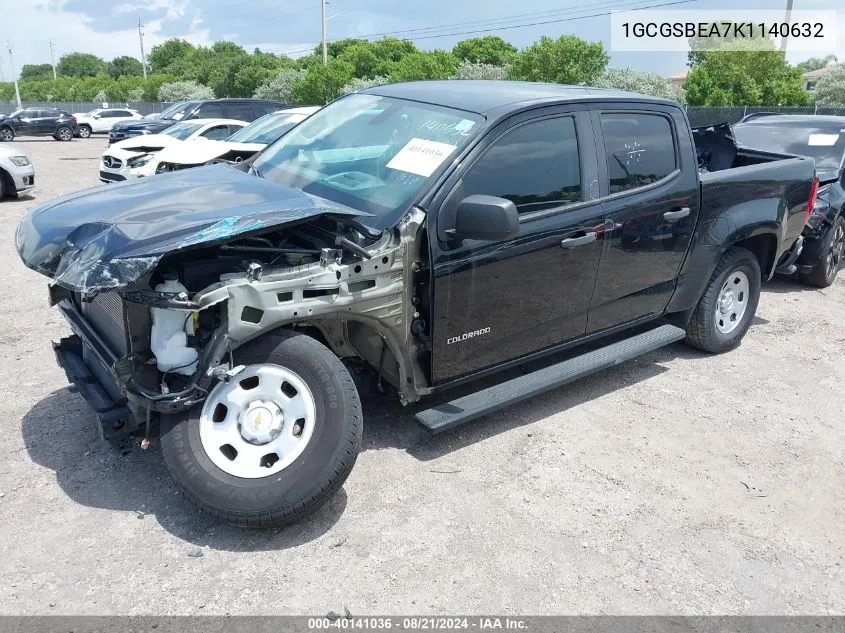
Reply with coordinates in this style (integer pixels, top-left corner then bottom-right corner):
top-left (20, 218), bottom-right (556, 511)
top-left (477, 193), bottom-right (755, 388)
top-left (0, 0), bottom-right (842, 82)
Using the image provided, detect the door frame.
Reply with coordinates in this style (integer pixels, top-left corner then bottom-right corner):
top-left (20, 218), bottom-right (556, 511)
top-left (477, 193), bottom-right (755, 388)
top-left (425, 103), bottom-right (606, 388)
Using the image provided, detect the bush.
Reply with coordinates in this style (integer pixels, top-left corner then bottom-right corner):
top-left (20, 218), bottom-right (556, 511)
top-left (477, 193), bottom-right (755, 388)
top-left (253, 68), bottom-right (307, 103)
top-left (157, 80), bottom-right (214, 102)
top-left (451, 61), bottom-right (508, 81)
top-left (340, 76), bottom-right (391, 95)
top-left (594, 68), bottom-right (685, 103)
top-left (813, 63), bottom-right (845, 107)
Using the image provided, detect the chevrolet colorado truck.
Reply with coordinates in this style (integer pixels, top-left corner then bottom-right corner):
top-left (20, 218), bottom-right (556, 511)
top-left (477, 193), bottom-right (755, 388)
top-left (16, 81), bottom-right (815, 527)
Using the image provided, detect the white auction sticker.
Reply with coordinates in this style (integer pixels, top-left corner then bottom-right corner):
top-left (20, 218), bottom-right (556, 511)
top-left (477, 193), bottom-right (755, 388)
top-left (808, 133), bottom-right (840, 147)
top-left (387, 138), bottom-right (457, 177)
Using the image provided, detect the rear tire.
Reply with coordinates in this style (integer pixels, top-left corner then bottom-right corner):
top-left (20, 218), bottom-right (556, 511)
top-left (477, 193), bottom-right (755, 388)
top-left (0, 127), bottom-right (13, 142)
top-left (685, 247), bottom-right (761, 353)
top-left (78, 125), bottom-right (92, 139)
top-left (55, 126), bottom-right (73, 141)
top-left (800, 216), bottom-right (845, 288)
top-left (161, 329), bottom-right (363, 527)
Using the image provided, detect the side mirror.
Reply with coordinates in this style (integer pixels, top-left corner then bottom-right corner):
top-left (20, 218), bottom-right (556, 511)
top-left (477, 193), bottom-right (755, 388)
top-left (93, 114), bottom-right (102, 119)
top-left (448, 194), bottom-right (520, 242)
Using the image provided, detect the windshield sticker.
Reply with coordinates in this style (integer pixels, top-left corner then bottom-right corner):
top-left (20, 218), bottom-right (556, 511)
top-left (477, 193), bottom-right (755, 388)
top-left (386, 138), bottom-right (457, 177)
top-left (808, 133), bottom-right (840, 146)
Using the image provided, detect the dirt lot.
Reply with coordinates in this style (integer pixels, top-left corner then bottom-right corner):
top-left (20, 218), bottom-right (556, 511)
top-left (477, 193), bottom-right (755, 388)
top-left (0, 138), bottom-right (843, 615)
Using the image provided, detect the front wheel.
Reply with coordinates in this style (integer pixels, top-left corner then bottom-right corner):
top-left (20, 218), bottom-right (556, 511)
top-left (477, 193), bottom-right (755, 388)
top-left (0, 127), bottom-right (13, 142)
top-left (55, 126), bottom-right (73, 141)
top-left (685, 247), bottom-right (761, 353)
top-left (78, 125), bottom-right (92, 139)
top-left (800, 216), bottom-right (845, 288)
top-left (161, 329), bottom-right (363, 527)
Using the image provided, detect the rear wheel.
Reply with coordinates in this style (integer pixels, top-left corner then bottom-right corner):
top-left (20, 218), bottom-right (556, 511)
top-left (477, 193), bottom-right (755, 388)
top-left (800, 216), bottom-right (845, 288)
top-left (78, 125), bottom-right (92, 139)
top-left (161, 329), bottom-right (363, 527)
top-left (685, 247), bottom-right (761, 353)
top-left (0, 127), bottom-right (13, 142)
top-left (55, 126), bottom-right (73, 141)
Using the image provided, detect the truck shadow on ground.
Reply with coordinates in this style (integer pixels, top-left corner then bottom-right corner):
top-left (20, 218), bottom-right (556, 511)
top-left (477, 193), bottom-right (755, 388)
top-left (21, 340), bottom-right (702, 549)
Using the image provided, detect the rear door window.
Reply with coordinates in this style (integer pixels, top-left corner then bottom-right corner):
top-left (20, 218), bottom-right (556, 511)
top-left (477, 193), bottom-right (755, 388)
top-left (195, 102), bottom-right (225, 119)
top-left (600, 113), bottom-right (677, 194)
top-left (461, 116), bottom-right (582, 214)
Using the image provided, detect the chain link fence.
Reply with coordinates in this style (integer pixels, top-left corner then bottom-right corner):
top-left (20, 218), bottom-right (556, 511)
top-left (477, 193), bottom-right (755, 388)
top-left (3, 101), bottom-right (171, 116)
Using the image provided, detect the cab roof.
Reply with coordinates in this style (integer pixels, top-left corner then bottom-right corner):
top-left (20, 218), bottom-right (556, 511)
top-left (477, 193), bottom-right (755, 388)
top-left (360, 80), bottom-right (677, 116)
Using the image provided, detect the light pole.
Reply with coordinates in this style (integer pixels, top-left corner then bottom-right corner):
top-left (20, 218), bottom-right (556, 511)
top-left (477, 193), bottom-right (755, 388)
top-left (781, 0), bottom-right (795, 54)
top-left (6, 42), bottom-right (22, 111)
top-left (321, 0), bottom-right (328, 64)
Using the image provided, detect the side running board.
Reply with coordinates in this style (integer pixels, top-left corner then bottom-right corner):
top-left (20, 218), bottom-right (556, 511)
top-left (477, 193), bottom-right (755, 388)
top-left (416, 324), bottom-right (685, 434)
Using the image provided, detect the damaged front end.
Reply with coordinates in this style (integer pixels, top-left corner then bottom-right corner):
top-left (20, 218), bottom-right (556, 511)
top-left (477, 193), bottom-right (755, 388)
top-left (19, 165), bottom-right (431, 444)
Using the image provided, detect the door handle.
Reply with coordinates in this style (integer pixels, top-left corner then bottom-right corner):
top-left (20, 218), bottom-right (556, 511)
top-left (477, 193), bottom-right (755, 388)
top-left (560, 232), bottom-right (597, 249)
top-left (664, 207), bottom-right (691, 221)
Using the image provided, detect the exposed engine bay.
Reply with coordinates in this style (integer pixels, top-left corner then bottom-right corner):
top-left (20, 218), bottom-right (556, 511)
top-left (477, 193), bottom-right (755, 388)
top-left (51, 207), bottom-right (431, 442)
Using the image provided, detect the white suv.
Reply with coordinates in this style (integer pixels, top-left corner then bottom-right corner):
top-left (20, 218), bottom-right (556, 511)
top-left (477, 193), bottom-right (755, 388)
top-left (73, 108), bottom-right (143, 138)
top-left (0, 144), bottom-right (35, 199)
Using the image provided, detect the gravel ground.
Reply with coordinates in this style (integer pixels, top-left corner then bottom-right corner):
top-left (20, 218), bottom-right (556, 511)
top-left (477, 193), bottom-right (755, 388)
top-left (0, 138), bottom-right (843, 616)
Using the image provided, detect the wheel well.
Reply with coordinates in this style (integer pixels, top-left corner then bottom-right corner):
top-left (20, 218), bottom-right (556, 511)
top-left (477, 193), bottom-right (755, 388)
top-left (0, 167), bottom-right (13, 198)
top-left (79, 123), bottom-right (91, 129)
top-left (733, 233), bottom-right (777, 279)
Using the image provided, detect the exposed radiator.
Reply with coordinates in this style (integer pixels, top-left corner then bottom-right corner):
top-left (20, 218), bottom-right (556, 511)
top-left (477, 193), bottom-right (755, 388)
top-left (81, 291), bottom-right (128, 356)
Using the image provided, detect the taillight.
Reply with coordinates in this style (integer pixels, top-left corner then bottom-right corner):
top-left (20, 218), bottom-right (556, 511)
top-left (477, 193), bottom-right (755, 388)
top-left (806, 175), bottom-right (819, 224)
top-left (68, 115), bottom-right (76, 121)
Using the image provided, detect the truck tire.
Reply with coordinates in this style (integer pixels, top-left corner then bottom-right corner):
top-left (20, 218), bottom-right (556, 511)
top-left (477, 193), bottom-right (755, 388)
top-left (684, 247), bottom-right (761, 354)
top-left (800, 215), bottom-right (845, 288)
top-left (160, 329), bottom-right (363, 527)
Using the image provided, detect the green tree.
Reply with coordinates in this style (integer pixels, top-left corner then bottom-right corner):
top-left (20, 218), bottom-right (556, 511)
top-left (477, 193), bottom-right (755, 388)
top-left (20, 64), bottom-right (54, 81)
top-left (147, 39), bottom-right (196, 73)
top-left (340, 75), bottom-right (391, 96)
top-left (297, 53), bottom-right (323, 70)
top-left (56, 52), bottom-right (107, 77)
top-left (452, 36), bottom-right (516, 66)
top-left (797, 55), bottom-right (838, 73)
top-left (507, 35), bottom-right (609, 85)
top-left (292, 59), bottom-right (355, 104)
top-left (370, 38), bottom-right (418, 65)
top-left (107, 56), bottom-right (143, 78)
top-left (685, 40), bottom-right (808, 106)
top-left (338, 44), bottom-right (381, 78)
top-left (388, 50), bottom-right (459, 82)
top-left (594, 68), bottom-right (684, 102)
top-left (813, 63), bottom-right (845, 107)
top-left (314, 37), bottom-right (369, 59)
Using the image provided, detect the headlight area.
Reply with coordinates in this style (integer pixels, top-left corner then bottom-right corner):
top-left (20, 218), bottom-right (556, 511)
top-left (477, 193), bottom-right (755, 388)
top-left (126, 153), bottom-right (153, 168)
top-left (9, 156), bottom-right (30, 167)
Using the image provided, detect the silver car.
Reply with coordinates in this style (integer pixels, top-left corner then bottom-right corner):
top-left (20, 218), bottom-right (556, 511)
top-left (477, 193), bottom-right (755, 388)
top-left (0, 144), bottom-right (35, 199)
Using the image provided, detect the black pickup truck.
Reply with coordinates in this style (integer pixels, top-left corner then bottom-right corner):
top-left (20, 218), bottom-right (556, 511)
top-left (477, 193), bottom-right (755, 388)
top-left (17, 81), bottom-right (814, 527)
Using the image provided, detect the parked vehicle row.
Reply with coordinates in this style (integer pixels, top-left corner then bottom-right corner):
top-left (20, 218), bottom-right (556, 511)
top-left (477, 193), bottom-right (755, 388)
top-left (16, 81), bottom-right (818, 527)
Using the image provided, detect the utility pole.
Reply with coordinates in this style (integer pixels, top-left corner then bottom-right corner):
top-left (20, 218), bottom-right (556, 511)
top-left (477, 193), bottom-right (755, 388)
top-left (321, 0), bottom-right (328, 64)
top-left (6, 42), bottom-right (22, 111)
top-left (780, 0), bottom-right (795, 54)
top-left (49, 39), bottom-right (57, 80)
top-left (138, 19), bottom-right (148, 79)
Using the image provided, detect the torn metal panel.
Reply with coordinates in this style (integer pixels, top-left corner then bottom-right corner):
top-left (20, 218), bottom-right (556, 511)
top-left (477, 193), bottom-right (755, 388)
top-left (15, 164), bottom-right (366, 292)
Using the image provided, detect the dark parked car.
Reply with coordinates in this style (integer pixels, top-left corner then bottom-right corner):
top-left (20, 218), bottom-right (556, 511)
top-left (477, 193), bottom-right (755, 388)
top-left (0, 108), bottom-right (79, 142)
top-left (108, 98), bottom-right (287, 145)
top-left (17, 81), bottom-right (814, 526)
top-left (733, 115), bottom-right (845, 287)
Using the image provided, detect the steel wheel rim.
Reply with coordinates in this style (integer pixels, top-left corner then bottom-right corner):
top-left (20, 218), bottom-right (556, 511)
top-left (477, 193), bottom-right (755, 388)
top-left (826, 225), bottom-right (844, 279)
top-left (198, 363), bottom-right (317, 479)
top-left (58, 128), bottom-right (72, 141)
top-left (715, 270), bottom-right (750, 334)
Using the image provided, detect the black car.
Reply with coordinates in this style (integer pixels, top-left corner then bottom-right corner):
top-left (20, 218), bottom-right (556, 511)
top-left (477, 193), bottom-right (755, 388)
top-left (17, 81), bottom-right (814, 526)
top-left (0, 108), bottom-right (80, 142)
top-left (108, 98), bottom-right (287, 145)
top-left (733, 115), bottom-right (845, 287)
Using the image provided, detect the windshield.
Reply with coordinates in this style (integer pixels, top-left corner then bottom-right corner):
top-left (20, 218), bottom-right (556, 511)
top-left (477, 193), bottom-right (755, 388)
top-left (733, 122), bottom-right (845, 170)
top-left (159, 102), bottom-right (191, 121)
top-left (227, 111), bottom-right (308, 145)
top-left (83, 109), bottom-right (100, 117)
top-left (161, 122), bottom-right (203, 140)
top-left (252, 94), bottom-right (482, 229)
top-left (8, 110), bottom-right (23, 118)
